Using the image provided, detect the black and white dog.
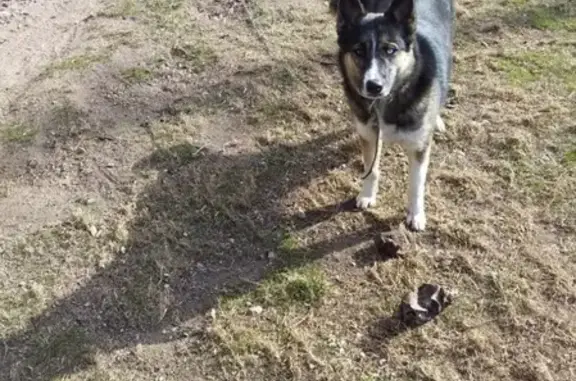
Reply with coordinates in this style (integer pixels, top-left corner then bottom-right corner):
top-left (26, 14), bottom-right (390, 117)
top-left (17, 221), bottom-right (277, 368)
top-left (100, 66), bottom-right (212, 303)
top-left (332, 0), bottom-right (454, 231)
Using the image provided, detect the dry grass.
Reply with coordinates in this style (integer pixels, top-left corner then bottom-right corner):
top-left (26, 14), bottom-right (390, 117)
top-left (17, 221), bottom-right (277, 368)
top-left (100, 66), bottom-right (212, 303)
top-left (0, 0), bottom-right (575, 380)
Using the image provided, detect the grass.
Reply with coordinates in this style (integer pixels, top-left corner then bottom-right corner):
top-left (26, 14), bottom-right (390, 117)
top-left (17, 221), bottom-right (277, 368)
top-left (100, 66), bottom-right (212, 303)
top-left (169, 44), bottom-right (219, 73)
top-left (0, 122), bottom-right (37, 143)
top-left (526, 2), bottom-right (576, 31)
top-left (41, 53), bottom-right (109, 78)
top-left (249, 265), bottom-right (329, 307)
top-left (1, 0), bottom-right (575, 380)
top-left (564, 149), bottom-right (576, 164)
top-left (32, 327), bottom-right (94, 370)
top-left (491, 49), bottom-right (576, 91)
top-left (96, 0), bottom-right (183, 19)
top-left (120, 67), bottom-right (154, 83)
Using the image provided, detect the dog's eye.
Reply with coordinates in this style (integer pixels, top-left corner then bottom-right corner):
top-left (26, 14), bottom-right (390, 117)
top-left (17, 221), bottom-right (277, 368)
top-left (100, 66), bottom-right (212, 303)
top-left (383, 46), bottom-right (398, 56)
top-left (353, 47), bottom-right (365, 57)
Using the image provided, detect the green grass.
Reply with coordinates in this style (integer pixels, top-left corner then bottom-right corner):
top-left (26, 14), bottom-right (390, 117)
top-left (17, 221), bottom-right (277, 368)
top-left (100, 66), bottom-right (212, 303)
top-left (42, 53), bottom-right (109, 77)
top-left (278, 233), bottom-right (300, 253)
top-left (222, 266), bottom-right (330, 310)
top-left (564, 149), bottom-right (576, 165)
top-left (1, 122), bottom-right (37, 143)
top-left (120, 67), bottom-right (154, 83)
top-left (527, 3), bottom-right (576, 31)
top-left (492, 49), bottom-right (576, 90)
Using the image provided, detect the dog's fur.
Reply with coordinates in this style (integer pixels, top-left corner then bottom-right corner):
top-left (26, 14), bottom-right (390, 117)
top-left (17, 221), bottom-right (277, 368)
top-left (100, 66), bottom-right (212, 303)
top-left (332, 0), bottom-right (454, 231)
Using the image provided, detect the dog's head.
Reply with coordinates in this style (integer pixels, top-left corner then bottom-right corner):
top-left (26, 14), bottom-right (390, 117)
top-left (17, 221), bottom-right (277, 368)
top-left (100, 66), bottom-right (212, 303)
top-left (335, 0), bottom-right (416, 99)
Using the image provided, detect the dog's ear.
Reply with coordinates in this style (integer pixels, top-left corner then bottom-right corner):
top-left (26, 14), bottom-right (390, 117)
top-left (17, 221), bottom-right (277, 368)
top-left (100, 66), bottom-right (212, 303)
top-left (387, 0), bottom-right (415, 42)
top-left (337, 0), bottom-right (366, 26)
top-left (387, 0), bottom-right (414, 24)
top-left (369, 0), bottom-right (394, 14)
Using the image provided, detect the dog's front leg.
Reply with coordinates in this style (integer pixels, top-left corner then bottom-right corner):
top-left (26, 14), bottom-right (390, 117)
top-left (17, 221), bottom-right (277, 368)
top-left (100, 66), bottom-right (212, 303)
top-left (355, 119), bottom-right (382, 209)
top-left (406, 140), bottom-right (431, 231)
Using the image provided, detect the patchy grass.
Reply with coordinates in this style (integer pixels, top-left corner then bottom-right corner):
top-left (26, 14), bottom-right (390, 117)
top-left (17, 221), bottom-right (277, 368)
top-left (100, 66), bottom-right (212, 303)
top-left (120, 67), bottom-right (154, 83)
top-left (96, 0), bottom-right (137, 18)
top-left (526, 2), bottom-right (576, 31)
top-left (42, 53), bottom-right (109, 77)
top-left (564, 149), bottom-right (576, 164)
top-left (0, 220), bottom-right (110, 337)
top-left (0, 122), bottom-right (37, 143)
top-left (491, 49), bottom-right (576, 90)
top-left (169, 44), bottom-right (218, 73)
top-left (254, 266), bottom-right (329, 307)
top-left (278, 233), bottom-right (300, 253)
top-left (96, 0), bottom-right (183, 19)
top-left (1, 0), bottom-right (576, 381)
top-left (219, 265), bottom-right (329, 315)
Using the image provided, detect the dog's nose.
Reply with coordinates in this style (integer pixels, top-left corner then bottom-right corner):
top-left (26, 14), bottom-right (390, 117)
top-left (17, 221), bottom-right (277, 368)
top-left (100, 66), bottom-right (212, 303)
top-left (366, 80), bottom-right (383, 96)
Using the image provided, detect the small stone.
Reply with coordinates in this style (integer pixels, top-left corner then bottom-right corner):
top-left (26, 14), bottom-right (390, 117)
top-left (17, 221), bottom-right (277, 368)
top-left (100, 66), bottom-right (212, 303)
top-left (249, 305), bottom-right (263, 315)
top-left (88, 225), bottom-right (98, 237)
top-left (196, 262), bottom-right (207, 272)
top-left (267, 251), bottom-right (277, 260)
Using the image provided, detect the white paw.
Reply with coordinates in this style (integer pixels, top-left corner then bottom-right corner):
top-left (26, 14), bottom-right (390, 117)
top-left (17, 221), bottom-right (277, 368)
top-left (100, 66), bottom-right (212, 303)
top-left (406, 211), bottom-right (426, 231)
top-left (356, 195), bottom-right (377, 209)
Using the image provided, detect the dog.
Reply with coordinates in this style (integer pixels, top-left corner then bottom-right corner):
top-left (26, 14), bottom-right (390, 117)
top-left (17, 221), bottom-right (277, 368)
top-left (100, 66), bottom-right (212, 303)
top-left (331, 0), bottom-right (454, 231)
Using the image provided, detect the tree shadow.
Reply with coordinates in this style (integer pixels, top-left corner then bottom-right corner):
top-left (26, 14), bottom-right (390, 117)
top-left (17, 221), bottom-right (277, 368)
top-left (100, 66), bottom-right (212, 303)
top-left (0, 129), bottom-right (399, 380)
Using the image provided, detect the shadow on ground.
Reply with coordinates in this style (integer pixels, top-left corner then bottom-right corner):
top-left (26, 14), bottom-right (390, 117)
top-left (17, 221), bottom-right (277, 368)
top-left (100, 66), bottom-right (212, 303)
top-left (5, 1), bottom-right (566, 378)
top-left (0, 127), bottom-right (398, 380)
top-left (361, 314), bottom-right (410, 357)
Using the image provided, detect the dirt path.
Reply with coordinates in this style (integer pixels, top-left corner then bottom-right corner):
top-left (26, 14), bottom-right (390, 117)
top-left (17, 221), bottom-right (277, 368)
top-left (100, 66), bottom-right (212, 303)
top-left (0, 0), bottom-right (258, 239)
top-left (0, 0), bottom-right (103, 238)
top-left (0, 0), bottom-right (103, 111)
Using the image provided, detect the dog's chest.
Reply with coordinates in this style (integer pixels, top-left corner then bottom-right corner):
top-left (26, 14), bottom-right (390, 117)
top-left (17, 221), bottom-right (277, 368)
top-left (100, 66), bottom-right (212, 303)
top-left (377, 116), bottom-right (428, 151)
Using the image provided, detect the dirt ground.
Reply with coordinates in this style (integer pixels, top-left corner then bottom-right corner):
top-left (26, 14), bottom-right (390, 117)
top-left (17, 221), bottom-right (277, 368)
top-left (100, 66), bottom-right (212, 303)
top-left (0, 0), bottom-right (574, 380)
